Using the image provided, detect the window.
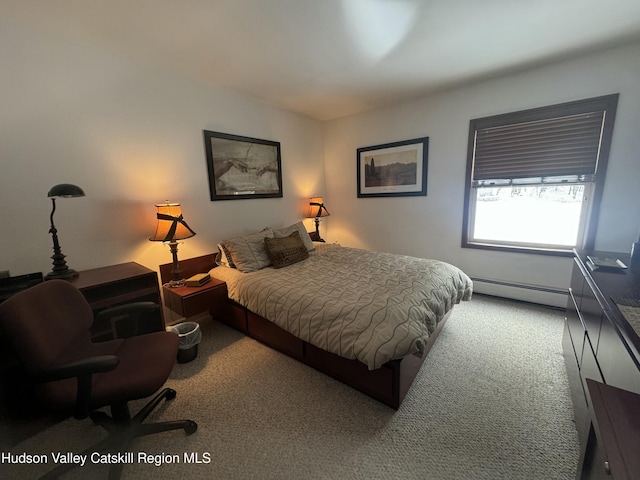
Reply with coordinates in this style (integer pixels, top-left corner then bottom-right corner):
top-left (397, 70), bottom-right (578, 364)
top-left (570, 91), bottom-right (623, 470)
top-left (462, 94), bottom-right (618, 255)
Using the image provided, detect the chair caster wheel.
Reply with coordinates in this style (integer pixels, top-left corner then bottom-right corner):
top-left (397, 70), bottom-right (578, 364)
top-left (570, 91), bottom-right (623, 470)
top-left (166, 389), bottom-right (177, 400)
top-left (184, 421), bottom-right (198, 435)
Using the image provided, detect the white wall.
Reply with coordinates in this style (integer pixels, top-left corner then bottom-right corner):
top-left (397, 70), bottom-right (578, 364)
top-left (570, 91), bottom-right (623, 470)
top-left (2, 20), bottom-right (639, 309)
top-left (0, 22), bottom-right (325, 278)
top-left (323, 40), bottom-right (640, 306)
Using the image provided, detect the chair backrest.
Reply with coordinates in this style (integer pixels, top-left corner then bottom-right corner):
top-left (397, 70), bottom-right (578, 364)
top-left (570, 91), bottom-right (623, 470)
top-left (0, 280), bottom-right (94, 373)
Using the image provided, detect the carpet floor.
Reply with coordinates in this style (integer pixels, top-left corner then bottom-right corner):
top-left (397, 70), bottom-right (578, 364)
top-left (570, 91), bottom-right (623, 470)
top-left (3, 295), bottom-right (579, 479)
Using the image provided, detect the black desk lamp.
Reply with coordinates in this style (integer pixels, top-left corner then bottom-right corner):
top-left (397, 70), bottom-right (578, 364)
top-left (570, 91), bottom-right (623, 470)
top-left (45, 183), bottom-right (85, 280)
top-left (307, 196), bottom-right (330, 242)
top-left (149, 202), bottom-right (196, 287)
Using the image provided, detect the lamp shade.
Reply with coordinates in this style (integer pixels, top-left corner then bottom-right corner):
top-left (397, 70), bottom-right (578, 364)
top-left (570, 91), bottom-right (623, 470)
top-left (307, 197), bottom-right (330, 218)
top-left (149, 203), bottom-right (196, 242)
top-left (48, 184), bottom-right (85, 198)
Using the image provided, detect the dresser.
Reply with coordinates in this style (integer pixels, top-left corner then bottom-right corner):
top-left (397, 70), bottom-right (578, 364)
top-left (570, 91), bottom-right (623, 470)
top-left (564, 249), bottom-right (640, 478)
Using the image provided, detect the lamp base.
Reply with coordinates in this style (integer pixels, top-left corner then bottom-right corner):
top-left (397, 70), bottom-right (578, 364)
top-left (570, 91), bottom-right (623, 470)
top-left (310, 217), bottom-right (325, 243)
top-left (45, 268), bottom-right (79, 281)
top-left (166, 241), bottom-right (186, 287)
top-left (308, 230), bottom-right (325, 243)
top-left (47, 216), bottom-right (78, 281)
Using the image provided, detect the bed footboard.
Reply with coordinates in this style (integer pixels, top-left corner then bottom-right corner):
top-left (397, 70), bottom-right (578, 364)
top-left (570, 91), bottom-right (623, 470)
top-left (223, 304), bottom-right (450, 409)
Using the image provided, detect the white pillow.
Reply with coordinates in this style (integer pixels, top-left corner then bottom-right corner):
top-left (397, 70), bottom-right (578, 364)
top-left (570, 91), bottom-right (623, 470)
top-left (220, 228), bottom-right (274, 272)
top-left (272, 221), bottom-right (315, 252)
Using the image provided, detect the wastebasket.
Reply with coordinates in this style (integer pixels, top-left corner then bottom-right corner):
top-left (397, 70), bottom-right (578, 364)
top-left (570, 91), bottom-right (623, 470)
top-left (167, 321), bottom-right (202, 363)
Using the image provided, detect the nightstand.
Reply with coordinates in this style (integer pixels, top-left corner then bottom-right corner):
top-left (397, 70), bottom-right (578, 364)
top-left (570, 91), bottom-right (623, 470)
top-left (162, 278), bottom-right (229, 319)
top-left (159, 254), bottom-right (248, 331)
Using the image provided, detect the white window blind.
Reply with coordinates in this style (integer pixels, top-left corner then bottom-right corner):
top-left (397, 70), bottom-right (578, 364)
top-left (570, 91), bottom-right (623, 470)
top-left (472, 111), bottom-right (606, 185)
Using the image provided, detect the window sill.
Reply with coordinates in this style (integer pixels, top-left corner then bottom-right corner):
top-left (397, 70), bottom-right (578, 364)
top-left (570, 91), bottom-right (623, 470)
top-left (462, 241), bottom-right (575, 257)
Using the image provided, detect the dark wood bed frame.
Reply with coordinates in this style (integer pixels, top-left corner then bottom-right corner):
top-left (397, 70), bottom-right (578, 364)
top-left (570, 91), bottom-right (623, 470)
top-left (161, 253), bottom-right (451, 409)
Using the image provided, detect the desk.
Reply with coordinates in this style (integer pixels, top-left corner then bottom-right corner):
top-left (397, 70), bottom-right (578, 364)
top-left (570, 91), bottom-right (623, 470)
top-left (69, 262), bottom-right (164, 341)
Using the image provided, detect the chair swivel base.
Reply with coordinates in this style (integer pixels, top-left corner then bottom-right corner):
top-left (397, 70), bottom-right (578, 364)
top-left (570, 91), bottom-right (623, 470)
top-left (40, 388), bottom-right (197, 480)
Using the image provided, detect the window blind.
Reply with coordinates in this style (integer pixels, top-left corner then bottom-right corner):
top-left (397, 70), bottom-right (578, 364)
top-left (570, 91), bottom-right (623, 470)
top-left (472, 111), bottom-right (606, 184)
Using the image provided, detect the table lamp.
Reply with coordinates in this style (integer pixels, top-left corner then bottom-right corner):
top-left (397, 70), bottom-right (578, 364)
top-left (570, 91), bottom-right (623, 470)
top-left (45, 183), bottom-right (85, 280)
top-left (150, 202), bottom-right (196, 287)
top-left (307, 197), bottom-right (330, 242)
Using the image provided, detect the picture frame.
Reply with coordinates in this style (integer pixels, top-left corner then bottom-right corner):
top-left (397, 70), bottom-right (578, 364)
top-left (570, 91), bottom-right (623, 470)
top-left (357, 137), bottom-right (428, 198)
top-left (203, 130), bottom-right (283, 201)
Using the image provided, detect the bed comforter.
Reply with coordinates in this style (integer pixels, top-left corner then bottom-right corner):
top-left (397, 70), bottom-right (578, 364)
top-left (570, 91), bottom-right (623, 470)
top-left (211, 244), bottom-right (472, 369)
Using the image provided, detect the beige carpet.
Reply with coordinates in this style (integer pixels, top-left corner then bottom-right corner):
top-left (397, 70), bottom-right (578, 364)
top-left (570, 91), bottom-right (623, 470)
top-left (4, 295), bottom-right (579, 479)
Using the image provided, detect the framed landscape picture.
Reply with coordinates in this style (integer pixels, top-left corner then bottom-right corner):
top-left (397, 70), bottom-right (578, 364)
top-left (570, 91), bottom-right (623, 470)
top-left (357, 137), bottom-right (428, 198)
top-left (204, 130), bottom-right (283, 201)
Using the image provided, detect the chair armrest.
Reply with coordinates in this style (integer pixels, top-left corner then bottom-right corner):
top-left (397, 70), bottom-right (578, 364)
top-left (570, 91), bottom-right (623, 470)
top-left (34, 355), bottom-right (119, 420)
top-left (95, 302), bottom-right (159, 322)
top-left (34, 355), bottom-right (119, 383)
top-left (96, 302), bottom-right (161, 339)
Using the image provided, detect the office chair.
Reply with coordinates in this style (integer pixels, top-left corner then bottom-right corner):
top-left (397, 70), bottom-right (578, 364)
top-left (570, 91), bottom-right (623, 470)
top-left (0, 279), bottom-right (197, 479)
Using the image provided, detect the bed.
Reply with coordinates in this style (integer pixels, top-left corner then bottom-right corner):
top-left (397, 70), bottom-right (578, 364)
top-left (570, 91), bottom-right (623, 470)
top-left (167, 222), bottom-right (472, 409)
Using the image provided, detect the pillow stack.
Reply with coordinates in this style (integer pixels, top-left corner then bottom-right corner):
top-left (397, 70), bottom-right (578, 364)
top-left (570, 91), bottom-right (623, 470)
top-left (218, 221), bottom-right (314, 272)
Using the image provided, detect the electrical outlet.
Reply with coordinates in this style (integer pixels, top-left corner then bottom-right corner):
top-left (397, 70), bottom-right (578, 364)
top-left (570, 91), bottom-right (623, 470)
top-left (0, 270), bottom-right (9, 279)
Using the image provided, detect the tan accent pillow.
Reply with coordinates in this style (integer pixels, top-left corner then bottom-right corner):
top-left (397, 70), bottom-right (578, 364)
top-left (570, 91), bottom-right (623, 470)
top-left (220, 229), bottom-right (274, 272)
top-left (272, 221), bottom-right (315, 251)
top-left (264, 231), bottom-right (309, 268)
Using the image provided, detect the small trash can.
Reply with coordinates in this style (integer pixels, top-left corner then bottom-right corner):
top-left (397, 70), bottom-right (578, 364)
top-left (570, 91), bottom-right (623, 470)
top-left (167, 321), bottom-right (202, 363)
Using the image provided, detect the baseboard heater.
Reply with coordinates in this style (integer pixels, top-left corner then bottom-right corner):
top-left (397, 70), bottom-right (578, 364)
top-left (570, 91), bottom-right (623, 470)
top-left (470, 277), bottom-right (567, 296)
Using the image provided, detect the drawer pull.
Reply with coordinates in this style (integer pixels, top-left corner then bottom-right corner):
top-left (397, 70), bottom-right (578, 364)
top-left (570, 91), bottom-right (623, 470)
top-left (603, 460), bottom-right (611, 475)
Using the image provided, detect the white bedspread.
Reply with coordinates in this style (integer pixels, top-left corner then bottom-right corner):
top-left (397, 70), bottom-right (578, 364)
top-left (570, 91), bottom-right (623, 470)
top-left (211, 244), bottom-right (472, 369)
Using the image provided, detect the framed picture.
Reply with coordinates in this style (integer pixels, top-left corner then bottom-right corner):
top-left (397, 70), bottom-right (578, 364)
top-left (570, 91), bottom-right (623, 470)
top-left (204, 130), bottom-right (283, 201)
top-left (357, 137), bottom-right (428, 198)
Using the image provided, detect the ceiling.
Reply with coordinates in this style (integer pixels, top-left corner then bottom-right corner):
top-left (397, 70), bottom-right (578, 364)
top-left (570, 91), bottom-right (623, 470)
top-left (3, 0), bottom-right (640, 121)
